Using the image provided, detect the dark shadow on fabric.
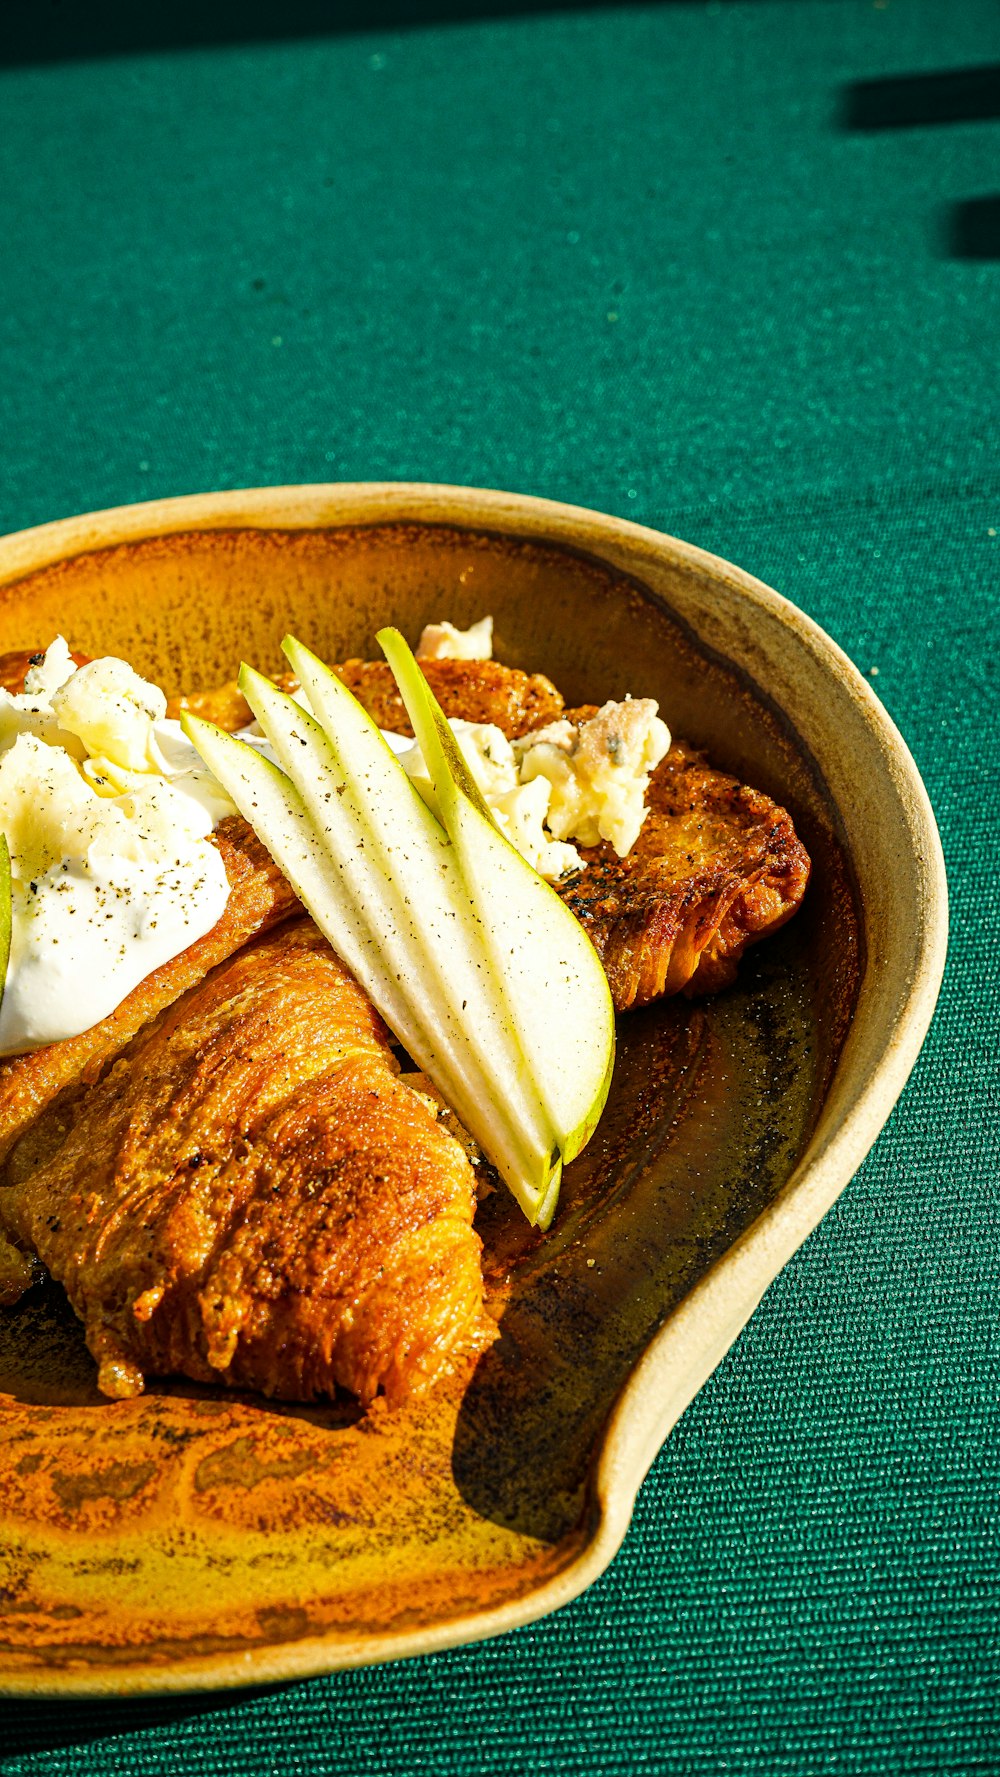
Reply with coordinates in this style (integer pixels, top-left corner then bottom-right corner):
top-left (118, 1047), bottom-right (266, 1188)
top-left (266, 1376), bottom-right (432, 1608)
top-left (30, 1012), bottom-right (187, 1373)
top-left (2, 0), bottom-right (856, 70)
top-left (840, 63), bottom-right (1000, 130)
top-left (0, 1686), bottom-right (284, 1761)
top-left (946, 195), bottom-right (1000, 260)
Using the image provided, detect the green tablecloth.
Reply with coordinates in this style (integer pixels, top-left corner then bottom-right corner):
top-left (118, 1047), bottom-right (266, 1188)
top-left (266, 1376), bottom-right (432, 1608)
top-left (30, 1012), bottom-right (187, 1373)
top-left (1, 1), bottom-right (997, 1770)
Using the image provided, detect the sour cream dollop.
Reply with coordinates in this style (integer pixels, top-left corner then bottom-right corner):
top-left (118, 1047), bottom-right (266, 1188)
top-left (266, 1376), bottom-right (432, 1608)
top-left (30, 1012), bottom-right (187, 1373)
top-left (0, 640), bottom-right (234, 1057)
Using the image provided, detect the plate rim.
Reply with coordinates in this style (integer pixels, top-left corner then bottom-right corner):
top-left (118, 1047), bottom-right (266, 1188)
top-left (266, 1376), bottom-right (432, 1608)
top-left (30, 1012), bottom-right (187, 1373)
top-left (0, 482), bottom-right (948, 1696)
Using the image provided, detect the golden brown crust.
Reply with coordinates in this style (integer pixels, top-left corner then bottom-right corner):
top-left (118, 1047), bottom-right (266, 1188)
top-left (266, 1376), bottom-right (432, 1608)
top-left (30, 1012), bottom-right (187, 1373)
top-left (2, 920), bottom-right (486, 1407)
top-left (164, 658), bottom-right (565, 740)
top-left (0, 818), bottom-right (299, 1167)
top-left (330, 657), bottom-right (564, 739)
top-left (0, 643), bottom-right (810, 1413)
top-left (558, 742), bottom-right (811, 1010)
top-left (164, 675), bottom-right (298, 731)
top-left (165, 677), bottom-right (255, 731)
top-left (0, 642), bottom-right (808, 1417)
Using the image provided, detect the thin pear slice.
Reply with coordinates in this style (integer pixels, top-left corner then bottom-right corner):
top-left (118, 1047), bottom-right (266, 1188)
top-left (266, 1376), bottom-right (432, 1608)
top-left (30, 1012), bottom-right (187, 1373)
top-left (184, 695), bottom-right (559, 1222)
top-left (378, 627), bottom-right (616, 1167)
top-left (180, 716), bottom-right (413, 1041)
top-left (0, 835), bottom-right (10, 1014)
top-left (235, 662), bottom-right (556, 1183)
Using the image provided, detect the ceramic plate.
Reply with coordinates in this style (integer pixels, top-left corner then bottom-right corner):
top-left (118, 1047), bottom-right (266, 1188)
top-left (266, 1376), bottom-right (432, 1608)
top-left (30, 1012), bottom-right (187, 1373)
top-left (0, 484), bottom-right (947, 1696)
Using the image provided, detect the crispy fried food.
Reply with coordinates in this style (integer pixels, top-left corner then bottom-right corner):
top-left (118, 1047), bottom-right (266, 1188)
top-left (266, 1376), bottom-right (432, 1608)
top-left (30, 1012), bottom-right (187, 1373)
top-left (0, 642), bottom-right (807, 1413)
top-left (4, 646), bottom-right (809, 1043)
top-left (332, 658), bottom-right (565, 739)
top-left (1, 920), bottom-right (486, 1406)
top-left (167, 658), bottom-right (565, 740)
top-left (0, 818), bottom-right (299, 1167)
top-left (165, 676), bottom-right (273, 732)
top-left (158, 658), bottom-right (812, 1014)
top-left (558, 741), bottom-right (810, 1009)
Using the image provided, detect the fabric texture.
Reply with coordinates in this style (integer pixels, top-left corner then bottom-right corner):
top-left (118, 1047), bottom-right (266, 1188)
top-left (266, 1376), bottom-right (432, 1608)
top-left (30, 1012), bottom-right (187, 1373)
top-left (0, 0), bottom-right (997, 1770)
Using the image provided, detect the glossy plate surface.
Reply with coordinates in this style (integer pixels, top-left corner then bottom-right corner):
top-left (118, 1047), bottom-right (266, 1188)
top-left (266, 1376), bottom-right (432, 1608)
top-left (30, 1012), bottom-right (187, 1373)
top-left (0, 485), bottom-right (946, 1695)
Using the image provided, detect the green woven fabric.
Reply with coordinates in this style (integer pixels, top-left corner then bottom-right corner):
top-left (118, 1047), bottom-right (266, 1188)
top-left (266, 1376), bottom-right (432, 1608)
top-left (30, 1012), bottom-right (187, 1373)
top-left (1, 1), bottom-right (997, 1770)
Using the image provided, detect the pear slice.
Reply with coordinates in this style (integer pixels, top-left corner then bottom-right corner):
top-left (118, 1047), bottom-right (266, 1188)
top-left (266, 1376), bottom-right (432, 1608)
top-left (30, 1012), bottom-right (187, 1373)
top-left (235, 665), bottom-right (557, 1174)
top-left (184, 689), bottom-right (560, 1223)
top-left (0, 835), bottom-right (10, 1013)
top-left (179, 716), bottom-right (414, 1043)
top-left (376, 628), bottom-right (616, 1167)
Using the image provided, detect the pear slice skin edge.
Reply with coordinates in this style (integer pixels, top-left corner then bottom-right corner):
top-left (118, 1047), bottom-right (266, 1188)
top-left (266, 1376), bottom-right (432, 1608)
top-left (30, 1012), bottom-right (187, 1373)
top-left (183, 682), bottom-right (562, 1224)
top-left (235, 659), bottom-right (559, 1195)
top-left (374, 626), bottom-right (616, 1167)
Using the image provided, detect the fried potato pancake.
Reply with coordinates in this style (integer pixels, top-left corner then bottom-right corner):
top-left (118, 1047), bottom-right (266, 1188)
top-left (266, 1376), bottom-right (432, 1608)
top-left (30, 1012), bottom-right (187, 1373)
top-left (2, 920), bottom-right (486, 1406)
top-left (166, 656), bottom-right (565, 739)
top-left (557, 740), bottom-right (811, 1009)
top-left (0, 644), bottom-right (809, 1408)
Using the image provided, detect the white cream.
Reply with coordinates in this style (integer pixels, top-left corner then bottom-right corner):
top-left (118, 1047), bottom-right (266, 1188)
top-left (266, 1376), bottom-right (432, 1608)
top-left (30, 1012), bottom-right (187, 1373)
top-left (0, 643), bottom-right (233, 1058)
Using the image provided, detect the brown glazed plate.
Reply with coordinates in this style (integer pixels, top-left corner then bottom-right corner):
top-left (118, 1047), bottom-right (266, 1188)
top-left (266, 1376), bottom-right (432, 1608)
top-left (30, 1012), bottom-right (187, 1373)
top-left (0, 484), bottom-right (947, 1697)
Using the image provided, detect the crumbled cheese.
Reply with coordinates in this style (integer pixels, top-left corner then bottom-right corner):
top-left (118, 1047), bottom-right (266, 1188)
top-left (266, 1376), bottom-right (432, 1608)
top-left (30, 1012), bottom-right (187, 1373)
top-left (515, 698), bottom-right (670, 858)
top-left (396, 695), bottom-right (670, 880)
top-left (51, 655), bottom-right (169, 773)
top-left (23, 637), bottom-right (77, 700)
top-left (0, 642), bottom-right (87, 760)
top-left (489, 772), bottom-right (584, 881)
top-left (397, 718), bottom-right (583, 882)
top-left (415, 615), bottom-right (494, 661)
